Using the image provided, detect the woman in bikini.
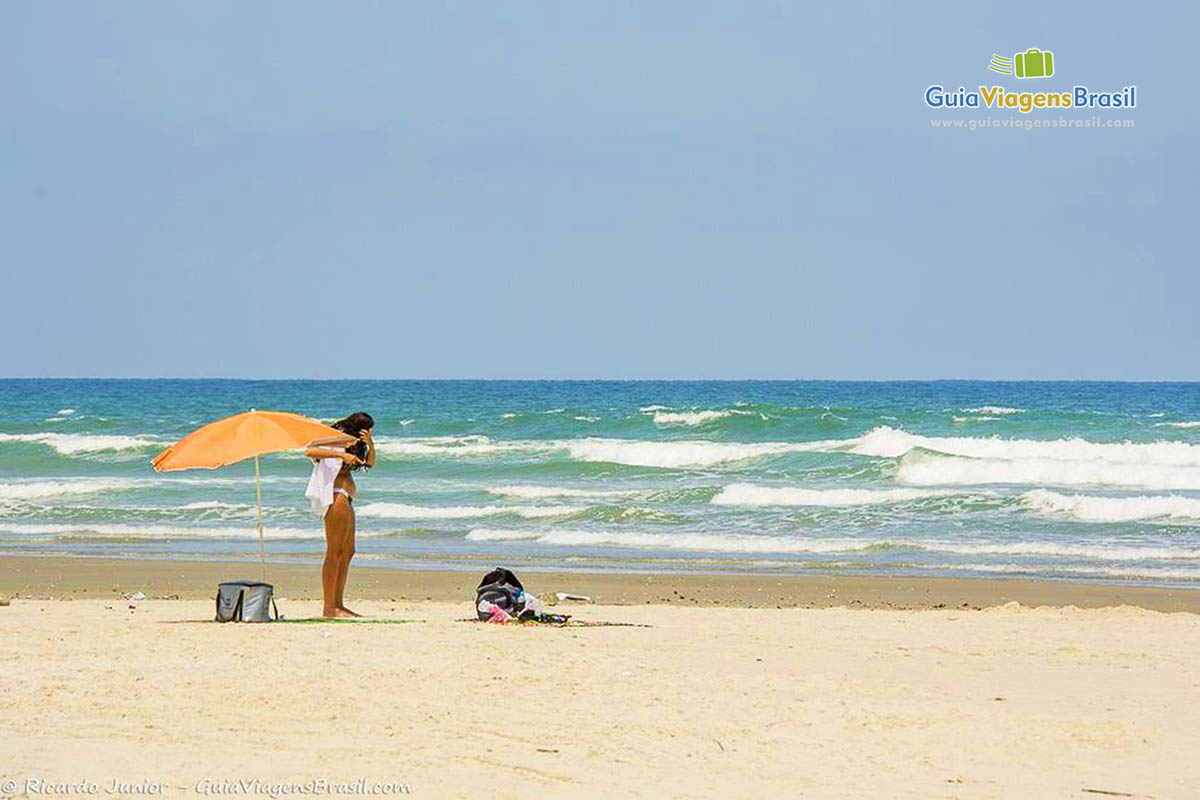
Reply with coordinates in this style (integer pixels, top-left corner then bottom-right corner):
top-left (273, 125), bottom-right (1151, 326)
top-left (305, 411), bottom-right (375, 618)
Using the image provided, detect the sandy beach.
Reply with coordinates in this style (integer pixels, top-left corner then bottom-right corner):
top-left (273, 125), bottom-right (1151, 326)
top-left (0, 558), bottom-right (1197, 798)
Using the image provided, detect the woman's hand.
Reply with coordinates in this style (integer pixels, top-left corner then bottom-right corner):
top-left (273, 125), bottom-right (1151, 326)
top-left (341, 452), bottom-right (363, 467)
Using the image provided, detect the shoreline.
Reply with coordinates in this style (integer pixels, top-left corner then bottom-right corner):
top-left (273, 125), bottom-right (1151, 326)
top-left (2, 554), bottom-right (1198, 612)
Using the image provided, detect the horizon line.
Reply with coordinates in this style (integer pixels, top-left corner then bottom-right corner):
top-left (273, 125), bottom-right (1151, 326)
top-left (3, 376), bottom-right (1199, 384)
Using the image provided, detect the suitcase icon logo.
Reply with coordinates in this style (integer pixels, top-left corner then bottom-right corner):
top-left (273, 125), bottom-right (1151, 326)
top-left (988, 48), bottom-right (1055, 79)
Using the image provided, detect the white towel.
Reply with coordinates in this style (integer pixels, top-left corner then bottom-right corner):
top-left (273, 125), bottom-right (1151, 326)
top-left (305, 457), bottom-right (344, 519)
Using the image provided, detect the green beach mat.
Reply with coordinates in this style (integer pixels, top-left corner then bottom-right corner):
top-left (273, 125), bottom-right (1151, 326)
top-left (274, 618), bottom-right (424, 625)
top-left (165, 618), bottom-right (425, 625)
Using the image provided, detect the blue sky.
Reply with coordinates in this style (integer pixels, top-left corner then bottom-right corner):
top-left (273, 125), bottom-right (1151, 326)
top-left (2, 2), bottom-right (1195, 379)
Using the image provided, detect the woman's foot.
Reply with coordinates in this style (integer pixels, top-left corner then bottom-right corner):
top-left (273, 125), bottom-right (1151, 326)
top-left (336, 605), bottom-right (362, 618)
top-left (323, 608), bottom-right (358, 619)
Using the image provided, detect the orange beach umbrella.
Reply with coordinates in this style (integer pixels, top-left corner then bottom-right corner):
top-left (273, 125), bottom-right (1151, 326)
top-left (152, 410), bottom-right (352, 574)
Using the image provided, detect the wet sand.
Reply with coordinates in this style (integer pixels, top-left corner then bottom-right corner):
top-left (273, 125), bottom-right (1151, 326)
top-left (1, 554), bottom-right (1198, 612)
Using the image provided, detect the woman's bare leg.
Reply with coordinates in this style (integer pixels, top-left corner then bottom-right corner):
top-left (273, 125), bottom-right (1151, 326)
top-left (322, 497), bottom-right (356, 618)
top-left (334, 517), bottom-right (359, 616)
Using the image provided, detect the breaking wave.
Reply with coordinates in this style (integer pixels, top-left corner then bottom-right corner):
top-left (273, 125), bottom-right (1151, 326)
top-left (465, 528), bottom-right (1200, 560)
top-left (372, 436), bottom-right (554, 458)
top-left (357, 502), bottom-right (575, 520)
top-left (465, 528), bottom-right (860, 553)
top-left (0, 432), bottom-right (161, 456)
top-left (0, 479), bottom-right (134, 501)
top-left (649, 409), bottom-right (735, 426)
top-left (846, 426), bottom-right (1200, 466)
top-left (711, 484), bottom-right (957, 507)
top-left (1020, 489), bottom-right (1200, 524)
top-left (562, 438), bottom-right (832, 468)
top-left (897, 453), bottom-right (1200, 491)
top-left (0, 522), bottom-right (325, 540)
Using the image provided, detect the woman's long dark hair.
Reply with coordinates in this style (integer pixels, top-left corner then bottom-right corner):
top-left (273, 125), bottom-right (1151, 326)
top-left (331, 411), bottom-right (374, 470)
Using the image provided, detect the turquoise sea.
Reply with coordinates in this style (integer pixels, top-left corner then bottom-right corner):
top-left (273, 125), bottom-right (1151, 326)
top-left (1, 380), bottom-right (1199, 584)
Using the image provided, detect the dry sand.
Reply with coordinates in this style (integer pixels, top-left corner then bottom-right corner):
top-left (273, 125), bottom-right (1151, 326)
top-left (1, 559), bottom-right (1199, 798)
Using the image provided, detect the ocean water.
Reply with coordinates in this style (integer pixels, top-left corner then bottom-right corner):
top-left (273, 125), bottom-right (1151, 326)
top-left (1, 379), bottom-right (1199, 585)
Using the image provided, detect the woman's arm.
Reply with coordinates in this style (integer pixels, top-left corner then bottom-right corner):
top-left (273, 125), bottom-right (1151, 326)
top-left (305, 447), bottom-right (361, 465)
top-left (361, 428), bottom-right (376, 468)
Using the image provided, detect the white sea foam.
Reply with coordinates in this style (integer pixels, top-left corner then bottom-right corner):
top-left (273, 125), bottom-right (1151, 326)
top-left (848, 426), bottom-right (1200, 467)
top-left (711, 484), bottom-right (956, 507)
top-left (1155, 421), bottom-right (1200, 429)
top-left (178, 501), bottom-right (252, 511)
top-left (465, 527), bottom-right (1200, 561)
top-left (486, 485), bottom-right (629, 499)
top-left (562, 438), bottom-right (833, 469)
top-left (465, 528), bottom-right (863, 553)
top-left (1020, 489), bottom-right (1200, 524)
top-left (371, 426), bottom-right (1200, 481)
top-left (57, 408), bottom-right (77, 415)
top-left (398, 419), bottom-right (414, 426)
top-left (371, 429), bottom-right (879, 469)
top-left (574, 415), bottom-right (600, 423)
top-left (0, 479), bottom-right (133, 501)
top-left (924, 563), bottom-right (1200, 581)
top-left (961, 406), bottom-right (1024, 415)
top-left (0, 432), bottom-right (160, 455)
top-left (650, 410), bottom-right (733, 426)
top-left (952, 416), bottom-right (999, 423)
top-left (897, 453), bottom-right (1200, 491)
top-left (357, 502), bottom-right (575, 520)
top-left (0, 476), bottom-right (298, 501)
top-left (153, 475), bottom-right (305, 486)
top-left (916, 539), bottom-right (1200, 562)
top-left (840, 426), bottom-right (1200, 490)
top-left (380, 436), bottom-right (817, 468)
top-left (372, 436), bottom-right (553, 458)
top-left (638, 405), bottom-right (671, 412)
top-left (0, 522), bottom-right (325, 540)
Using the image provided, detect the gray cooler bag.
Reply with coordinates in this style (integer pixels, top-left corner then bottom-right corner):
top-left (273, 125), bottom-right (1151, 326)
top-left (215, 580), bottom-right (278, 622)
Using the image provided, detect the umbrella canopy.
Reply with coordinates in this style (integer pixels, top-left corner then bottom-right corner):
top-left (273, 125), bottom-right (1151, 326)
top-left (151, 409), bottom-right (354, 579)
top-left (152, 410), bottom-right (351, 472)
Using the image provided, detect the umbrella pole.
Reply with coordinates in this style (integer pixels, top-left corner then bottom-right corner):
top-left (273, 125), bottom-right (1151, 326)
top-left (254, 454), bottom-right (265, 581)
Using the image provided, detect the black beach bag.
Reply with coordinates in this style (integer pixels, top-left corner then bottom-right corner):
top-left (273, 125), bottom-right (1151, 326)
top-left (475, 567), bottom-right (526, 620)
top-left (215, 580), bottom-right (279, 623)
